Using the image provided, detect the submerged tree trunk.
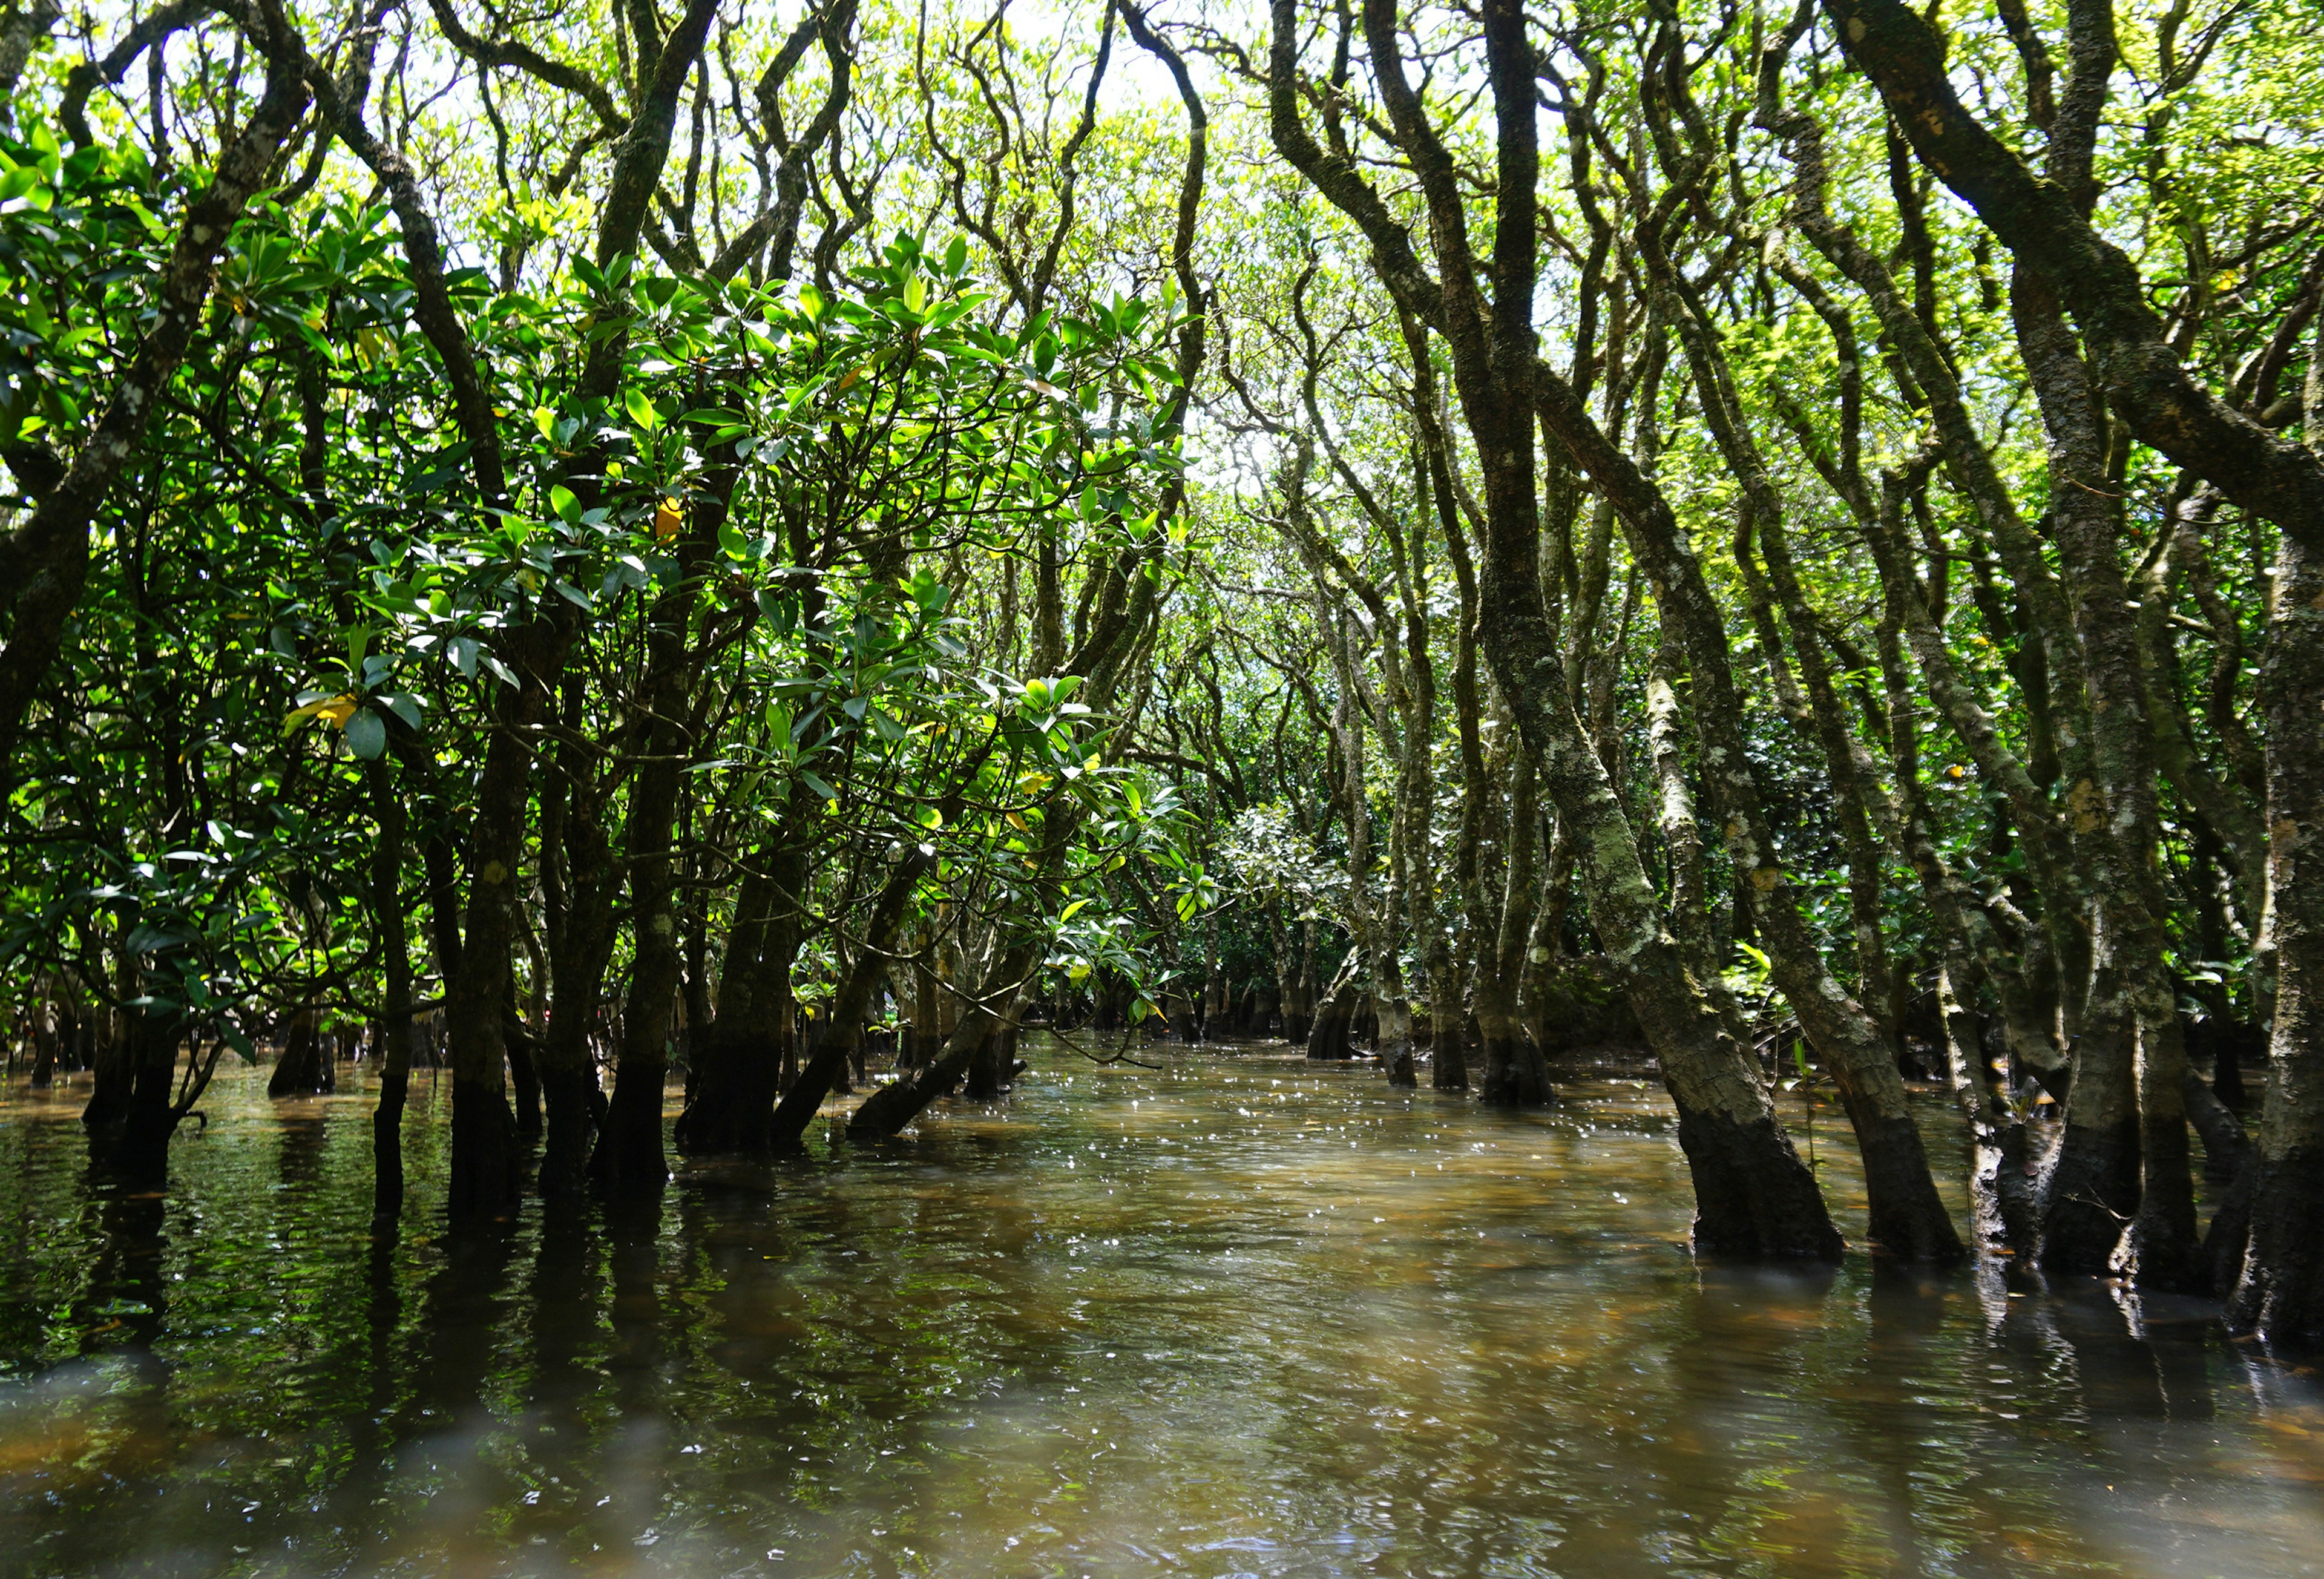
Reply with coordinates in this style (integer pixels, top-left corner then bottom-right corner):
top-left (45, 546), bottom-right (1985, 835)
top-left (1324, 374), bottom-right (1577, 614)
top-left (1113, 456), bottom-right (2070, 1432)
top-left (267, 1006), bottom-right (332, 1097)
top-left (79, 999), bottom-right (130, 1138)
top-left (1265, 0), bottom-right (1842, 1249)
top-left (367, 761), bottom-right (415, 1223)
top-left (591, 753), bottom-right (685, 1195)
top-left (1642, 266), bottom-right (1960, 1265)
top-left (1305, 954), bottom-right (1361, 1062)
top-left (1937, 965), bottom-right (2038, 1254)
top-left (443, 651), bottom-right (554, 1221)
top-left (1476, 752), bottom-right (1553, 1105)
top-left (767, 848), bottom-right (933, 1154)
top-left (2038, 967), bottom-right (2143, 1276)
top-left (675, 837), bottom-right (808, 1155)
top-left (2231, 525), bottom-right (2324, 1341)
top-left (1284, 918), bottom-right (1317, 1045)
top-left (106, 1005), bottom-right (184, 1183)
top-left (850, 941), bottom-right (1039, 1141)
top-left (2014, 268), bottom-right (2202, 1290)
top-left (27, 999), bottom-right (55, 1091)
top-left (536, 785), bottom-right (617, 1198)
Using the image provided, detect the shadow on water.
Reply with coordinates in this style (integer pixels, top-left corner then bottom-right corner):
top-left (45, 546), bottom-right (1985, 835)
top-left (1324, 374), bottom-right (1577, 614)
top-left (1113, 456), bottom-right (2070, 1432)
top-left (2, 1045), bottom-right (2324, 1576)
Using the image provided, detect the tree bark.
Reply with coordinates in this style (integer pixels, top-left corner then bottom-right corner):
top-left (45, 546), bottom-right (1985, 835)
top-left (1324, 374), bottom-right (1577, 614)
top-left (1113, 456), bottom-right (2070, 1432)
top-left (2230, 524), bottom-right (2324, 1340)
top-left (268, 1005), bottom-right (332, 1096)
top-left (367, 761), bottom-right (415, 1222)
top-left (674, 838), bottom-right (808, 1154)
top-left (2014, 268), bottom-right (2202, 1288)
top-left (766, 847), bottom-right (932, 1154)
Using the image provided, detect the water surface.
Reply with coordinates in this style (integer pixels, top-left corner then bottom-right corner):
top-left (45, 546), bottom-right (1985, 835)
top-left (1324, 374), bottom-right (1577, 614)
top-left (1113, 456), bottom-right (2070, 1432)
top-left (3, 1042), bottom-right (2320, 1577)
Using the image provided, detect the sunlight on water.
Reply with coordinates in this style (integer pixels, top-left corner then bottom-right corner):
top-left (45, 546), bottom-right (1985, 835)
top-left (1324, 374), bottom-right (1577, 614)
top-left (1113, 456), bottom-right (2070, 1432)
top-left (3, 1042), bottom-right (2322, 1577)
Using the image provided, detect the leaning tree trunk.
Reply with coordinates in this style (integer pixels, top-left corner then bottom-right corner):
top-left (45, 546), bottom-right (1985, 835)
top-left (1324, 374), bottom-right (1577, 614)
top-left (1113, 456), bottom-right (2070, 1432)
top-left (1648, 281), bottom-right (1961, 1264)
top-left (1937, 965), bottom-right (2038, 1254)
top-left (766, 848), bottom-right (933, 1154)
top-left (1305, 953), bottom-right (1361, 1062)
top-left (850, 942), bottom-right (1038, 1141)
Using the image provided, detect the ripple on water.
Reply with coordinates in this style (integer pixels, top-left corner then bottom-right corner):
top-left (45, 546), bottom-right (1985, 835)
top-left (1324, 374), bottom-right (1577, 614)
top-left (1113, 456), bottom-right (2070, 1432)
top-left (0, 1042), bottom-right (2320, 1577)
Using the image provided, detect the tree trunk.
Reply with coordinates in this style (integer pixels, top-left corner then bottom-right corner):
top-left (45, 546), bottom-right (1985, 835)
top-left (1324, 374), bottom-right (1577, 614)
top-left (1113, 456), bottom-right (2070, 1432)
top-left (675, 838), bottom-right (808, 1154)
top-left (1937, 965), bottom-right (2038, 1254)
top-left (591, 758), bottom-right (683, 1195)
top-left (505, 1014), bottom-right (542, 1137)
top-left (2230, 525), bottom-right (2324, 1341)
top-left (767, 849), bottom-right (931, 1154)
top-left (1477, 753), bottom-right (1553, 1105)
top-left (105, 1005), bottom-right (183, 1183)
top-left (2185, 1069), bottom-right (2248, 1184)
top-left (28, 1000), bottom-right (54, 1091)
top-left (445, 729), bottom-right (533, 1223)
top-left (2037, 976), bottom-right (2142, 1276)
top-left (267, 1006), bottom-right (330, 1096)
top-left (851, 944), bottom-right (1039, 1140)
top-left (368, 761), bottom-right (415, 1223)
top-left (2015, 267), bottom-right (2202, 1290)
top-left (537, 792), bottom-right (618, 1197)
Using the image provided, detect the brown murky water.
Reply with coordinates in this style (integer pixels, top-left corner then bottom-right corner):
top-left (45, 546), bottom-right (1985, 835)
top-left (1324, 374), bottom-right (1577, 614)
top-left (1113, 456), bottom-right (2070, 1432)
top-left (2, 1040), bottom-right (2322, 1577)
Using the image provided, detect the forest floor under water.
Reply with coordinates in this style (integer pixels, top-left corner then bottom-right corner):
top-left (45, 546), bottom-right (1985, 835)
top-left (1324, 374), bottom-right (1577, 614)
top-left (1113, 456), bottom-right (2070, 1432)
top-left (0, 1039), bottom-right (2320, 1578)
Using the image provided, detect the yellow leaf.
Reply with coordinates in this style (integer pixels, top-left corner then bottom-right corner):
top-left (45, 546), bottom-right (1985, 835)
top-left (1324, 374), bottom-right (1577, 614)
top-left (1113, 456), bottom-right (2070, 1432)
top-left (654, 499), bottom-right (682, 543)
top-left (284, 694), bottom-right (358, 734)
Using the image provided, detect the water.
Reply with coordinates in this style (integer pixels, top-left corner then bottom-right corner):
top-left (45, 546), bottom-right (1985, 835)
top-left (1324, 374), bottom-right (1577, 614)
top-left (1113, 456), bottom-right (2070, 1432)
top-left (2, 1041), bottom-right (2321, 1577)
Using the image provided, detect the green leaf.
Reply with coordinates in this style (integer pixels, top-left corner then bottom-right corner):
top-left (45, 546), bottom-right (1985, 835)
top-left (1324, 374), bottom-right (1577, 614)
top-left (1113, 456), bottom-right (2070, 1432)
top-left (345, 708), bottom-right (387, 759)
top-left (623, 387), bottom-right (660, 430)
top-left (379, 692), bottom-right (424, 732)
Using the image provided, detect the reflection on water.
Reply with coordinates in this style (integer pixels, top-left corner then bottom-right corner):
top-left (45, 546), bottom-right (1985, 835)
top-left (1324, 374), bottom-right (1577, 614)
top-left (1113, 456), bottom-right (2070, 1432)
top-left (3, 1042), bottom-right (2322, 1577)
